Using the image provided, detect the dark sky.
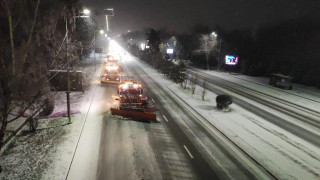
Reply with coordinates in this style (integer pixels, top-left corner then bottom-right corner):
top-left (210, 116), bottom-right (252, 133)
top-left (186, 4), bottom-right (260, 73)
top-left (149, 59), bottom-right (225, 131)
top-left (82, 0), bottom-right (320, 33)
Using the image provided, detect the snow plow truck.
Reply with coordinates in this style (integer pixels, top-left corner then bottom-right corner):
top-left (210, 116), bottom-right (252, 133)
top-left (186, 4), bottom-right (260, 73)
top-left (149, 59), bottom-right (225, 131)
top-left (100, 60), bottom-right (122, 84)
top-left (110, 76), bottom-right (157, 121)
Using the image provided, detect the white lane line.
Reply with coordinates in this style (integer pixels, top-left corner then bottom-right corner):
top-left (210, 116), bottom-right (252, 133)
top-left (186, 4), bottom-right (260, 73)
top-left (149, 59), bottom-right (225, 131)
top-left (151, 98), bottom-right (155, 102)
top-left (183, 145), bottom-right (194, 159)
top-left (162, 115), bottom-right (168, 122)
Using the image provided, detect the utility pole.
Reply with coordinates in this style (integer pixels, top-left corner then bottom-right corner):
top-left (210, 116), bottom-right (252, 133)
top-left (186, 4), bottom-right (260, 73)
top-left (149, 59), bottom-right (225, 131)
top-left (66, 19), bottom-right (71, 124)
top-left (94, 33), bottom-right (96, 71)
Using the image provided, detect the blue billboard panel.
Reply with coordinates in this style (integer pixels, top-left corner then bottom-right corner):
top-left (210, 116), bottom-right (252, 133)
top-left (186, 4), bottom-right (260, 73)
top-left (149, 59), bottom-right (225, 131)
top-left (225, 55), bottom-right (238, 65)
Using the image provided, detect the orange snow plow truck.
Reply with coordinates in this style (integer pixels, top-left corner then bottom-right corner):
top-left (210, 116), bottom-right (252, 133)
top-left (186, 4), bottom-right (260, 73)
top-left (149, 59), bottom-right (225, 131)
top-left (100, 59), bottom-right (123, 84)
top-left (110, 76), bottom-right (156, 121)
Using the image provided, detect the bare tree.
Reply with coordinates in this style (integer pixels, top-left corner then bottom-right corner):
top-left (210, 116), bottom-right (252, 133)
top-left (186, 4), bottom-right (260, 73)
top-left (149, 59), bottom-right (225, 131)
top-left (0, 0), bottom-right (82, 155)
top-left (201, 80), bottom-right (207, 101)
top-left (190, 75), bottom-right (198, 94)
top-left (183, 72), bottom-right (189, 89)
top-left (0, 0), bottom-right (43, 150)
top-left (197, 34), bottom-right (218, 70)
top-left (168, 36), bottom-right (183, 61)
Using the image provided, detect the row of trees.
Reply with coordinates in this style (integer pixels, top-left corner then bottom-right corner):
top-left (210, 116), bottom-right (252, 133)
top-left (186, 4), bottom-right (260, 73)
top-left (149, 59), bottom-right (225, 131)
top-left (138, 29), bottom-right (187, 85)
top-left (125, 28), bottom-right (211, 101)
top-left (0, 0), bottom-right (95, 157)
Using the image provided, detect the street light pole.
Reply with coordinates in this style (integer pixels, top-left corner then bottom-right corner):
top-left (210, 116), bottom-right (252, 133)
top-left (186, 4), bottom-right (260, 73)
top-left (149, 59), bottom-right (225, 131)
top-left (211, 32), bottom-right (223, 71)
top-left (94, 33), bottom-right (96, 71)
top-left (65, 9), bottom-right (90, 124)
top-left (104, 8), bottom-right (114, 32)
top-left (105, 15), bottom-right (109, 31)
top-left (217, 37), bottom-right (222, 71)
top-left (66, 19), bottom-right (71, 124)
top-left (206, 40), bottom-right (209, 70)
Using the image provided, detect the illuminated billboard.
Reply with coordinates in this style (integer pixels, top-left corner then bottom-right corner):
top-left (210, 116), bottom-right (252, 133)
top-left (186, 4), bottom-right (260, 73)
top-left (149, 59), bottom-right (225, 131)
top-left (167, 48), bottom-right (174, 54)
top-left (104, 8), bottom-right (114, 16)
top-left (225, 55), bottom-right (238, 65)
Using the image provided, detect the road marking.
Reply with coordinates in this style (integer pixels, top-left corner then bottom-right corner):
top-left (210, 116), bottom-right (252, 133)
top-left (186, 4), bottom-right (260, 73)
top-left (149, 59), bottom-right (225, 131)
top-left (151, 98), bottom-right (155, 102)
top-left (183, 145), bottom-right (194, 159)
top-left (162, 115), bottom-right (168, 122)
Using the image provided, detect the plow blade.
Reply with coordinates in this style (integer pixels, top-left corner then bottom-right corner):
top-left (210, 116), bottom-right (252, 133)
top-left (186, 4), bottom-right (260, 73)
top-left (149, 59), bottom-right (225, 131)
top-left (100, 79), bottom-right (120, 84)
top-left (110, 108), bottom-right (156, 122)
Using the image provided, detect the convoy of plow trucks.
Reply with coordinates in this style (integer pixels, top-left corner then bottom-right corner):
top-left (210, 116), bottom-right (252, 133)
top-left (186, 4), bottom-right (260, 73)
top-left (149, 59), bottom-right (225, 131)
top-left (100, 54), bottom-right (157, 122)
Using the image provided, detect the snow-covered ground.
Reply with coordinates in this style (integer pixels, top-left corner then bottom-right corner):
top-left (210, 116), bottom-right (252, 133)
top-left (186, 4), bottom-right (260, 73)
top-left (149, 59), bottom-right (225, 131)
top-left (197, 70), bottom-right (320, 113)
top-left (0, 63), bottom-right (97, 180)
top-left (0, 97), bottom-right (87, 179)
top-left (128, 55), bottom-right (320, 180)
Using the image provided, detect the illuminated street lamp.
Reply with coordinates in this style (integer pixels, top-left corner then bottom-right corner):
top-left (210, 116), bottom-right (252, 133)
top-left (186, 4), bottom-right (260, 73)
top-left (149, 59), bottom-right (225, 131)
top-left (211, 32), bottom-right (217, 37)
top-left (140, 43), bottom-right (145, 50)
top-left (99, 29), bottom-right (104, 34)
top-left (83, 9), bottom-right (90, 15)
top-left (211, 31), bottom-right (222, 70)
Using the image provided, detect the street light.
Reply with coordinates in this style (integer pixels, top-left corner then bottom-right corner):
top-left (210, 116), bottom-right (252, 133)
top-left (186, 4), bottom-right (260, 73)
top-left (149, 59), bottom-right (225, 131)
top-left (65, 9), bottom-right (90, 124)
top-left (104, 8), bottom-right (114, 32)
top-left (83, 9), bottom-right (90, 15)
top-left (211, 32), bottom-right (217, 37)
top-left (211, 32), bottom-right (222, 71)
top-left (94, 30), bottom-right (107, 70)
top-left (140, 43), bottom-right (145, 50)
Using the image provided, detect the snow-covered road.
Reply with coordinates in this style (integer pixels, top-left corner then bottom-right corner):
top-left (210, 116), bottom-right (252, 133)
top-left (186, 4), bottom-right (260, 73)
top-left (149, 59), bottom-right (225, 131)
top-left (66, 64), bottom-right (196, 179)
top-left (2, 42), bottom-right (319, 180)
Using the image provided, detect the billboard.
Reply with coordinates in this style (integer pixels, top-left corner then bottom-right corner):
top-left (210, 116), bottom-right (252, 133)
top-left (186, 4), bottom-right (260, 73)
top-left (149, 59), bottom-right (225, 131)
top-left (49, 70), bottom-right (83, 91)
top-left (225, 55), bottom-right (238, 65)
top-left (95, 48), bottom-right (103, 53)
top-left (104, 8), bottom-right (114, 16)
top-left (167, 48), bottom-right (174, 54)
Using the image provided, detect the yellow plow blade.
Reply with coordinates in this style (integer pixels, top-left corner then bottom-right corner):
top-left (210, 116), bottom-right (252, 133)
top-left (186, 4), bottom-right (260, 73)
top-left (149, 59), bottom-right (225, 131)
top-left (100, 79), bottom-right (120, 84)
top-left (110, 108), bottom-right (156, 122)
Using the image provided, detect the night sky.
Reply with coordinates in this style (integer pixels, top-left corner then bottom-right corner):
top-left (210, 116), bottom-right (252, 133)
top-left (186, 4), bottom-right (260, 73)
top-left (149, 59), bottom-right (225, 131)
top-left (82, 0), bottom-right (320, 33)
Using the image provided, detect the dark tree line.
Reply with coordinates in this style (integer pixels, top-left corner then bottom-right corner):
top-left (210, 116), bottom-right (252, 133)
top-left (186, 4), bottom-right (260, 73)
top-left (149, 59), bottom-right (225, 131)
top-left (232, 16), bottom-right (320, 88)
top-left (122, 15), bottom-right (320, 88)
